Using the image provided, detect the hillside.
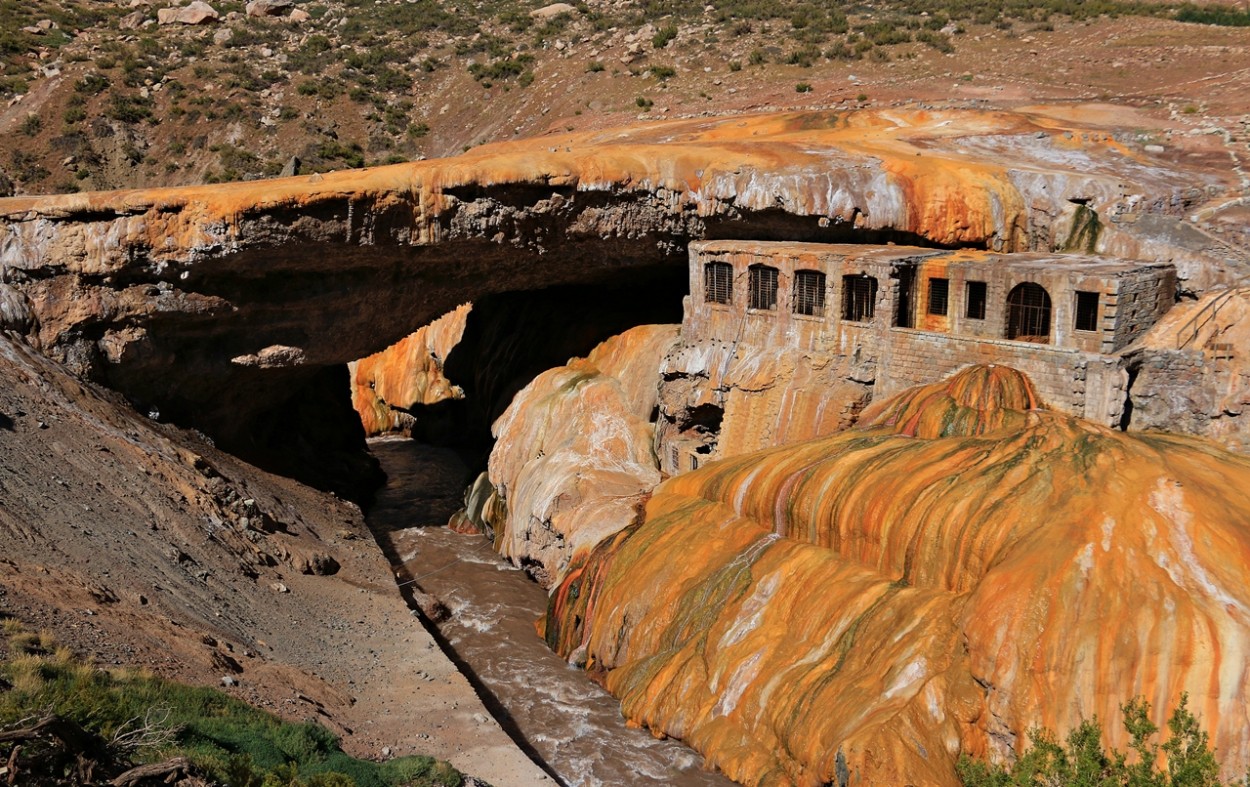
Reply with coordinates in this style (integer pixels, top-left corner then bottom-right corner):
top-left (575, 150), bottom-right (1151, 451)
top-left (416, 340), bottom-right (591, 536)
top-left (1, 0), bottom-right (1249, 207)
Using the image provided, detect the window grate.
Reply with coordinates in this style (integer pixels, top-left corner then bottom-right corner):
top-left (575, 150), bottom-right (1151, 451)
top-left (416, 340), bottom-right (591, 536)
top-left (704, 262), bottom-right (733, 305)
top-left (927, 278), bottom-right (950, 316)
top-left (842, 275), bottom-right (877, 322)
top-left (1074, 290), bottom-right (1100, 331)
top-left (1006, 283), bottom-right (1052, 342)
top-left (748, 265), bottom-right (779, 310)
top-left (793, 269), bottom-right (826, 317)
top-left (965, 281), bottom-right (987, 320)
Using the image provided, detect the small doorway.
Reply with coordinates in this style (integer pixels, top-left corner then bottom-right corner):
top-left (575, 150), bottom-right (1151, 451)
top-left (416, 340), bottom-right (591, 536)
top-left (1006, 283), bottom-right (1052, 343)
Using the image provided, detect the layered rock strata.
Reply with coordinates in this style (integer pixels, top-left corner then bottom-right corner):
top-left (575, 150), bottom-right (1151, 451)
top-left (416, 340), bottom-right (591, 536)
top-left (544, 365), bottom-right (1250, 786)
top-left (1, 108), bottom-right (1240, 491)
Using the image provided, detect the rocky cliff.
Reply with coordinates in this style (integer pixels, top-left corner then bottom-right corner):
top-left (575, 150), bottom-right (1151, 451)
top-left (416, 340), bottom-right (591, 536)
top-left (471, 324), bottom-right (679, 585)
top-left (0, 329), bottom-right (551, 785)
top-left (2, 108), bottom-right (1241, 495)
top-left (543, 365), bottom-right (1250, 786)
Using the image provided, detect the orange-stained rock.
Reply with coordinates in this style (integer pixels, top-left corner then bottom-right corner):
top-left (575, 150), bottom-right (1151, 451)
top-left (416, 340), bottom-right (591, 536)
top-left (546, 365), bottom-right (1250, 786)
top-left (484, 324), bottom-right (679, 585)
top-left (349, 303), bottom-right (471, 435)
top-left (0, 108), bottom-right (1239, 498)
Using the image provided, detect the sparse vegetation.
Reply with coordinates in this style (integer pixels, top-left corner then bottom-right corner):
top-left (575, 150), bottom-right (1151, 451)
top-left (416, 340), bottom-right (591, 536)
top-left (0, 620), bottom-right (464, 787)
top-left (958, 695), bottom-right (1245, 787)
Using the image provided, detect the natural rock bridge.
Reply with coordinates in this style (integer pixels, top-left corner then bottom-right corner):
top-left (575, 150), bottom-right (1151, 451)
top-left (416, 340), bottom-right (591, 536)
top-left (0, 107), bottom-right (1240, 495)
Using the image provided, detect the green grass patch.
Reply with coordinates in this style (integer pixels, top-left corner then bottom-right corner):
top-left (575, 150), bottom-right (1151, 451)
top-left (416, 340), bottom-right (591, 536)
top-left (1, 622), bottom-right (463, 787)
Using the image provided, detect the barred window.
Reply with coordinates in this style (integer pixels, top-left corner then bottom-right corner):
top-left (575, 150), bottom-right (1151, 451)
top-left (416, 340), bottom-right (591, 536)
top-left (793, 269), bottom-right (826, 317)
top-left (927, 278), bottom-right (950, 316)
top-left (748, 264), bottom-right (779, 310)
top-left (1074, 290), bottom-right (1100, 331)
top-left (704, 262), bottom-right (733, 305)
top-left (965, 281), bottom-right (987, 320)
top-left (842, 275), bottom-right (877, 322)
top-left (1006, 282), bottom-right (1052, 343)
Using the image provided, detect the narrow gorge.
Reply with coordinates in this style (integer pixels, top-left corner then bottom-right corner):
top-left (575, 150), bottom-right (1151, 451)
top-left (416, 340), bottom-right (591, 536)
top-left (4, 106), bottom-right (1250, 786)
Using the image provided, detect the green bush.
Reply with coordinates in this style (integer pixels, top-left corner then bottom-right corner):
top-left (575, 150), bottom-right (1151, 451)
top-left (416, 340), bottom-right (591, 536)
top-left (958, 695), bottom-right (1242, 787)
top-left (651, 24), bottom-right (678, 48)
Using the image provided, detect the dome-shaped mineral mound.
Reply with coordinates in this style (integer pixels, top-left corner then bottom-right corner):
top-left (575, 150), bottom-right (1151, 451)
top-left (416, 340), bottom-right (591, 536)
top-left (860, 363), bottom-right (1042, 438)
top-left (545, 365), bottom-right (1250, 787)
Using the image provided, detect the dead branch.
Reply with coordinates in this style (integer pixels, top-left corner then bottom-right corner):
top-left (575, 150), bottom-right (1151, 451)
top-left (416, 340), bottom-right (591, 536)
top-left (0, 712), bottom-right (99, 752)
top-left (110, 757), bottom-right (191, 787)
top-left (110, 707), bottom-right (179, 755)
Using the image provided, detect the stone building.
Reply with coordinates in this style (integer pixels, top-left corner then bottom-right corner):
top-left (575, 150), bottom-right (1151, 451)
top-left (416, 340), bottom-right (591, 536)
top-left (658, 240), bottom-right (1176, 474)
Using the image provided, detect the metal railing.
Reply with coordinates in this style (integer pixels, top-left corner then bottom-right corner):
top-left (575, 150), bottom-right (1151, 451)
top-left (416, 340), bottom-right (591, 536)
top-left (1175, 287), bottom-right (1245, 350)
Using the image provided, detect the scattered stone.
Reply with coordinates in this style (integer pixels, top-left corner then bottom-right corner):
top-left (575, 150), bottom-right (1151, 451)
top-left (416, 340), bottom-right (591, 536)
top-left (1144, 144), bottom-right (1166, 154)
top-left (280, 155), bottom-right (301, 177)
top-left (118, 10), bottom-right (147, 29)
top-left (246, 0), bottom-right (292, 18)
top-left (221, 675), bottom-right (238, 687)
top-left (270, 582), bottom-right (290, 593)
top-left (212, 27), bottom-right (232, 44)
top-left (288, 7), bottom-right (310, 22)
top-left (530, 2), bottom-right (575, 19)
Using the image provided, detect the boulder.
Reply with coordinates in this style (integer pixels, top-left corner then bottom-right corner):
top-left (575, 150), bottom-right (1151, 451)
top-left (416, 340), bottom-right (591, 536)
top-left (118, 10), bottom-right (147, 29)
top-left (158, 1), bottom-right (218, 25)
top-left (246, 0), bottom-right (292, 17)
top-left (530, 2), bottom-right (576, 19)
top-left (289, 7), bottom-right (310, 22)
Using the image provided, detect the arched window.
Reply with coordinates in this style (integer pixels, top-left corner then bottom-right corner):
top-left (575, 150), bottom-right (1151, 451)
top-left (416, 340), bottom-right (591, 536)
top-left (704, 262), bottom-right (733, 305)
top-left (793, 269), bottom-right (826, 317)
top-left (748, 264), bottom-right (779, 310)
top-left (1006, 283), bottom-right (1052, 343)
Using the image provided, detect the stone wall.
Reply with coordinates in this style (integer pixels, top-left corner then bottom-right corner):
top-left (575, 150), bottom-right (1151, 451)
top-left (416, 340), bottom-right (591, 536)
top-left (877, 329), bottom-right (1127, 425)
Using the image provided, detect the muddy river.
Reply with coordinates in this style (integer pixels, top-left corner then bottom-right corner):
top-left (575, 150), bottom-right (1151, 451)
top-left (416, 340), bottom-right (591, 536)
top-left (366, 438), bottom-right (734, 787)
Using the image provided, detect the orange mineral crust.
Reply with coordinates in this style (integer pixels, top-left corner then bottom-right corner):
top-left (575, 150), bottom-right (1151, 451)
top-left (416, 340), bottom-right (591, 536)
top-left (546, 365), bottom-right (1250, 786)
top-left (349, 303), bottom-right (471, 435)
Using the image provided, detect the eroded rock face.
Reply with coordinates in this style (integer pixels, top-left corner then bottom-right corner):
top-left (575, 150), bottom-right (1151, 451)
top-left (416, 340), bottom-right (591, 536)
top-left (483, 324), bottom-right (679, 585)
top-left (0, 108), bottom-right (1240, 493)
top-left (350, 304), bottom-right (471, 436)
top-left (544, 365), bottom-right (1250, 786)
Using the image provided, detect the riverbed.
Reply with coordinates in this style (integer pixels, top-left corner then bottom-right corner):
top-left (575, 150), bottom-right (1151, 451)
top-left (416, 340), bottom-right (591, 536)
top-left (366, 437), bottom-right (734, 787)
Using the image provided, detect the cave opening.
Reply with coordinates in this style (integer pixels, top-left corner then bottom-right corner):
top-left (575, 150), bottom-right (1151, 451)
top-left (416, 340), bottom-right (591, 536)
top-left (355, 262), bottom-right (690, 495)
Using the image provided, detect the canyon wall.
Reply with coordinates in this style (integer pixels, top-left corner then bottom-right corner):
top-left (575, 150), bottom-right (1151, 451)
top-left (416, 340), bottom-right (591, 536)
top-left (0, 330), bottom-right (551, 785)
top-left (2, 108), bottom-right (1242, 493)
top-left (475, 324), bottom-right (679, 585)
top-left (543, 365), bottom-right (1250, 786)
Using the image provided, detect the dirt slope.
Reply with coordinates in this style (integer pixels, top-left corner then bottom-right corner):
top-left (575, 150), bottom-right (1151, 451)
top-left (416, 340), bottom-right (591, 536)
top-left (0, 330), bottom-right (551, 786)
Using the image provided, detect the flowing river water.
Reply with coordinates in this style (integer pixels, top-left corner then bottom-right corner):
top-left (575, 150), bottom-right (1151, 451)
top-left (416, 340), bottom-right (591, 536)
top-left (365, 438), bottom-right (735, 787)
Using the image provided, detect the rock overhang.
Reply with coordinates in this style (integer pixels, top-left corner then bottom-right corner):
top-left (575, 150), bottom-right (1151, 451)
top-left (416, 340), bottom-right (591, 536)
top-left (0, 106), bottom-right (1238, 496)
